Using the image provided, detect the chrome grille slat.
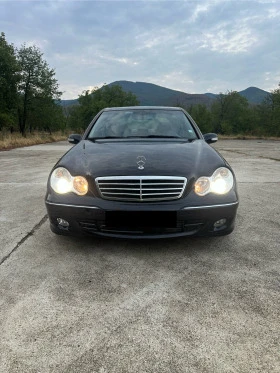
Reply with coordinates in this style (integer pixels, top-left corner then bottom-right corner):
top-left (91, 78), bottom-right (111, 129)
top-left (98, 183), bottom-right (140, 185)
top-left (100, 187), bottom-right (182, 190)
top-left (102, 192), bottom-right (140, 195)
top-left (100, 187), bottom-right (139, 190)
top-left (142, 192), bottom-right (180, 195)
top-left (96, 176), bottom-right (187, 201)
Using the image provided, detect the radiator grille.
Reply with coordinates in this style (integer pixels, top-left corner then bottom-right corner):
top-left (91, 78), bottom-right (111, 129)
top-left (96, 176), bottom-right (187, 201)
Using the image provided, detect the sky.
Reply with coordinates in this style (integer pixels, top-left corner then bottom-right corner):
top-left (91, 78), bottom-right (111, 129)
top-left (1, 0), bottom-right (280, 99)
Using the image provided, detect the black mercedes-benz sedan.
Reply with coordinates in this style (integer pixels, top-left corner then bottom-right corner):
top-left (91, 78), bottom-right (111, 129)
top-left (45, 106), bottom-right (238, 238)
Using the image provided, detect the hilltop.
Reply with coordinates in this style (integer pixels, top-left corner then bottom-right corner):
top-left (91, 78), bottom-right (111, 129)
top-left (60, 81), bottom-right (270, 107)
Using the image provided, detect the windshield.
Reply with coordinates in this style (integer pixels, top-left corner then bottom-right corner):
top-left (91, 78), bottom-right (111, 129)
top-left (87, 109), bottom-right (198, 140)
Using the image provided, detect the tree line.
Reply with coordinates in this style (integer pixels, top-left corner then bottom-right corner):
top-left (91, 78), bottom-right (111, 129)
top-left (66, 84), bottom-right (139, 131)
top-left (0, 32), bottom-right (139, 136)
top-left (0, 32), bottom-right (64, 136)
top-left (68, 87), bottom-right (280, 137)
top-left (1, 32), bottom-right (279, 137)
top-left (185, 89), bottom-right (280, 137)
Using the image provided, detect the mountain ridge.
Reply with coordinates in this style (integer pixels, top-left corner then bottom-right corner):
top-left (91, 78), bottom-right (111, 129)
top-left (60, 81), bottom-right (270, 107)
top-left (108, 80), bottom-right (213, 107)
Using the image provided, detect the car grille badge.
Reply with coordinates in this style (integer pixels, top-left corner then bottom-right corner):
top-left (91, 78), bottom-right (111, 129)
top-left (137, 156), bottom-right (146, 170)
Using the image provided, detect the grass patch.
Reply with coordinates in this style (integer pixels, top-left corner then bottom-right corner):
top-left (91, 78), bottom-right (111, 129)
top-left (218, 134), bottom-right (280, 141)
top-left (0, 131), bottom-right (69, 151)
top-left (1, 131), bottom-right (279, 151)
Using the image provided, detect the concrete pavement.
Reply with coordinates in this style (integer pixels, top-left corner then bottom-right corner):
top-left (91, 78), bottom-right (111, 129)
top-left (0, 140), bottom-right (279, 372)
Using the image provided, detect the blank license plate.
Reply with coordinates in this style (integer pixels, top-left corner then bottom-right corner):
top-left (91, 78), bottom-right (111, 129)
top-left (106, 211), bottom-right (177, 228)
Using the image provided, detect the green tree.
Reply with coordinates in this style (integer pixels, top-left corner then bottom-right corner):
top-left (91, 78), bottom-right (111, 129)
top-left (27, 96), bottom-right (65, 133)
top-left (16, 44), bottom-right (62, 135)
top-left (0, 32), bottom-right (20, 131)
top-left (211, 91), bottom-right (249, 134)
top-left (69, 84), bottom-right (139, 131)
top-left (266, 84), bottom-right (280, 136)
top-left (187, 104), bottom-right (212, 133)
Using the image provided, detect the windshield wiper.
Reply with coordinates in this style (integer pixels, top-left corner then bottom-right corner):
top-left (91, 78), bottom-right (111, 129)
top-left (88, 136), bottom-right (123, 141)
top-left (125, 135), bottom-right (198, 141)
top-left (88, 136), bottom-right (197, 141)
top-left (145, 135), bottom-right (182, 138)
top-left (125, 135), bottom-right (182, 139)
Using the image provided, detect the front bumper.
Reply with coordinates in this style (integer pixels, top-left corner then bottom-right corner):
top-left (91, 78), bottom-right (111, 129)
top-left (45, 200), bottom-right (239, 238)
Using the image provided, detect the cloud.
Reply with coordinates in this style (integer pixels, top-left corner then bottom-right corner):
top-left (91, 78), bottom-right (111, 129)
top-left (1, 0), bottom-right (280, 98)
top-left (199, 25), bottom-right (258, 54)
top-left (190, 3), bottom-right (210, 23)
top-left (146, 71), bottom-right (194, 92)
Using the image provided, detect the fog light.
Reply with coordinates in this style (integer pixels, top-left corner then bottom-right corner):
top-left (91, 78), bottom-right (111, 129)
top-left (57, 218), bottom-right (69, 228)
top-left (214, 218), bottom-right (227, 228)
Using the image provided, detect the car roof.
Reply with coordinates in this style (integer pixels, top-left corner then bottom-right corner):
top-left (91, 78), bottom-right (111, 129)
top-left (103, 106), bottom-right (184, 112)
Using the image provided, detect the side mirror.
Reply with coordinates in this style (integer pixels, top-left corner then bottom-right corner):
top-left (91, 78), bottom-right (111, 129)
top-left (203, 133), bottom-right (218, 144)
top-left (68, 134), bottom-right (82, 144)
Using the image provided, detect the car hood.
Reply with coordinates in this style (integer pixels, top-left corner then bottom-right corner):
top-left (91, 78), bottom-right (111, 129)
top-left (58, 139), bottom-right (227, 179)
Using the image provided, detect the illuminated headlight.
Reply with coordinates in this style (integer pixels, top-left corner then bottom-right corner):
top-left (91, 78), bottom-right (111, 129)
top-left (194, 167), bottom-right (234, 196)
top-left (50, 167), bottom-right (88, 195)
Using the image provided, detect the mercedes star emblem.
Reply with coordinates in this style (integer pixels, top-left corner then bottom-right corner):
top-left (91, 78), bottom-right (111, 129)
top-left (137, 156), bottom-right (146, 170)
